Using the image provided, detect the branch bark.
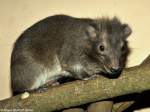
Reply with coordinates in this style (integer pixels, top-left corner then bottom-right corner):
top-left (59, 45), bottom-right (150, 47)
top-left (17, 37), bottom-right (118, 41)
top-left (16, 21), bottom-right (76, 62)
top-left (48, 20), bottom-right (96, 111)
top-left (0, 55), bottom-right (150, 112)
top-left (112, 101), bottom-right (135, 112)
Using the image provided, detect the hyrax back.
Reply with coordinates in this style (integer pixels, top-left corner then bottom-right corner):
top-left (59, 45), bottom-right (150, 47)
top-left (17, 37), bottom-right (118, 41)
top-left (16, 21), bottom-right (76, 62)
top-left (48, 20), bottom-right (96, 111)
top-left (11, 15), bottom-right (132, 94)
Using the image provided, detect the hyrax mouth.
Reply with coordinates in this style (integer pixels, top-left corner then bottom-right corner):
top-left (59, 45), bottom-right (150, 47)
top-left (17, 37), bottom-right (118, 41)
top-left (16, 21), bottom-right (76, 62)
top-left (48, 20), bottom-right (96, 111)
top-left (101, 65), bottom-right (122, 78)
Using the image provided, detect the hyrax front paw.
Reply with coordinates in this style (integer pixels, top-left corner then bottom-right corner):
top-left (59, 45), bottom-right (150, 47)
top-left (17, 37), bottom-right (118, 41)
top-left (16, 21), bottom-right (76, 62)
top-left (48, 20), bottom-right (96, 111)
top-left (83, 74), bottom-right (99, 80)
top-left (51, 81), bottom-right (60, 86)
top-left (35, 87), bottom-right (48, 93)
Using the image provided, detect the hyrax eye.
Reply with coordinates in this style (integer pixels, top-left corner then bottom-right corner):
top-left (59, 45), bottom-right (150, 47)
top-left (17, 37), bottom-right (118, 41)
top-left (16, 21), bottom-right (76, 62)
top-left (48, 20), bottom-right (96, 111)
top-left (99, 45), bottom-right (105, 51)
top-left (121, 45), bottom-right (125, 51)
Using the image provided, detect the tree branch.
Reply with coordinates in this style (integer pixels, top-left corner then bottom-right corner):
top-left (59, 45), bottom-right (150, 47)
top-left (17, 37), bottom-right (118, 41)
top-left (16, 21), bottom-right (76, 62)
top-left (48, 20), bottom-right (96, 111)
top-left (112, 101), bottom-right (135, 112)
top-left (0, 55), bottom-right (150, 112)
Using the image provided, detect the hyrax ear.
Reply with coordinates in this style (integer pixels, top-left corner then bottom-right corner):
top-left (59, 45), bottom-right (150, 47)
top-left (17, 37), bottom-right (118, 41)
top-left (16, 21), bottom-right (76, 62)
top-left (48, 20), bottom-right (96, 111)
top-left (85, 25), bottom-right (97, 40)
top-left (122, 24), bottom-right (132, 38)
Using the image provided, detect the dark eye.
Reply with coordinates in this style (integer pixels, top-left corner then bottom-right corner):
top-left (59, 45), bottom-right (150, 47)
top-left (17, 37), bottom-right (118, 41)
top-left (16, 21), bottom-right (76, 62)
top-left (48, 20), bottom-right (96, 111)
top-left (121, 45), bottom-right (125, 51)
top-left (99, 45), bottom-right (105, 51)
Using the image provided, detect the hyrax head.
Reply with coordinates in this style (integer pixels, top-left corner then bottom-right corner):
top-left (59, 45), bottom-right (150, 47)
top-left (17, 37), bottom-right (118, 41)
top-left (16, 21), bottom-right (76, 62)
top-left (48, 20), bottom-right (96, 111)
top-left (84, 17), bottom-right (132, 78)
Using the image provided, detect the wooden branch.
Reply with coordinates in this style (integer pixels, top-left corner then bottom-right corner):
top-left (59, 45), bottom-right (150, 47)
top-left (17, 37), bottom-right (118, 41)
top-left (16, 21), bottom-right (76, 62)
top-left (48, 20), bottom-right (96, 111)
top-left (0, 55), bottom-right (150, 112)
top-left (112, 101), bottom-right (135, 112)
top-left (112, 56), bottom-right (150, 112)
top-left (87, 101), bottom-right (113, 112)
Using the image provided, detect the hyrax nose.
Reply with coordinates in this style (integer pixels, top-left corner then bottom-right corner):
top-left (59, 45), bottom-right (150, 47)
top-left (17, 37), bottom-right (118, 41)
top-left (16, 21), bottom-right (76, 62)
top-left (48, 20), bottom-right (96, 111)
top-left (110, 67), bottom-right (121, 74)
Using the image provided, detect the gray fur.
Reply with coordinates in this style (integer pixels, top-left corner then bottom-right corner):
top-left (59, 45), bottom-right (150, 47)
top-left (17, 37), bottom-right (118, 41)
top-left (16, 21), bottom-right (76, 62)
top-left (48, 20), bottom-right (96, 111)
top-left (11, 15), bottom-right (131, 93)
